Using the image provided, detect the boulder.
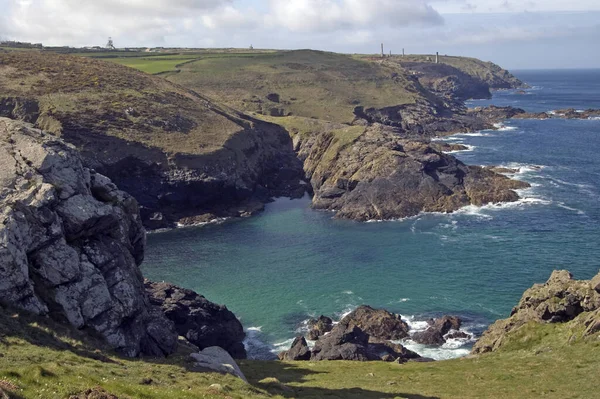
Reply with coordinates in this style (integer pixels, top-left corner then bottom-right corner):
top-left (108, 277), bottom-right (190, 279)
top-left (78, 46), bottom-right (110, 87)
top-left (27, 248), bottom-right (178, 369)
top-left (145, 281), bottom-right (246, 359)
top-left (339, 306), bottom-right (410, 340)
top-left (307, 315), bottom-right (333, 340)
top-left (446, 331), bottom-right (472, 340)
top-left (190, 347), bottom-right (247, 382)
top-left (472, 270), bottom-right (600, 354)
top-left (310, 307), bottom-right (420, 362)
top-left (0, 118), bottom-right (177, 357)
top-left (413, 315), bottom-right (462, 345)
top-left (278, 336), bottom-right (311, 361)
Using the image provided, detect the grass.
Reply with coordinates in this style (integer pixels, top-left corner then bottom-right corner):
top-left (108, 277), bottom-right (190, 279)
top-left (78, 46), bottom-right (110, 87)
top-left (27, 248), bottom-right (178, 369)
top-left (0, 51), bottom-right (247, 154)
top-left (1, 304), bottom-right (599, 399)
top-left (163, 50), bottom-right (420, 124)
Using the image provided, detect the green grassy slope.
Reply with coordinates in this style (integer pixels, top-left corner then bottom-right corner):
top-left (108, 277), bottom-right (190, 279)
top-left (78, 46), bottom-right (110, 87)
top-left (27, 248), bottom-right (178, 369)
top-left (1, 304), bottom-right (598, 399)
top-left (0, 51), bottom-right (248, 154)
top-left (164, 50), bottom-right (421, 124)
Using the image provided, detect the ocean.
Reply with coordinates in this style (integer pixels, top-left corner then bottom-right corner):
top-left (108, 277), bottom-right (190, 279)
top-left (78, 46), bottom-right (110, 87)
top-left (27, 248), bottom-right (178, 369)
top-left (143, 69), bottom-right (600, 360)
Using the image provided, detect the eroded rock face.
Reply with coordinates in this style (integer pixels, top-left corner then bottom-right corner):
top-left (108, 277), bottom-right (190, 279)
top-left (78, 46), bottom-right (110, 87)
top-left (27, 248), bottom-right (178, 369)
top-left (145, 281), bottom-right (246, 359)
top-left (297, 124), bottom-right (529, 222)
top-left (472, 270), bottom-right (600, 354)
top-left (0, 118), bottom-right (177, 357)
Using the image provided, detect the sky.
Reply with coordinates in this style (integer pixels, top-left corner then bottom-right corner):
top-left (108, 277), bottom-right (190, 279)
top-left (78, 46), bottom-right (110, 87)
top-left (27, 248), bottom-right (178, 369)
top-left (1, 0), bottom-right (599, 69)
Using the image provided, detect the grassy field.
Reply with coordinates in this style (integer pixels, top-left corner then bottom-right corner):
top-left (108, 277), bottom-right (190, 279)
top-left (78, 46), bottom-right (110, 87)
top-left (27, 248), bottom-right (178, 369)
top-left (1, 304), bottom-right (598, 399)
top-left (0, 51), bottom-right (248, 154)
top-left (162, 50), bottom-right (421, 124)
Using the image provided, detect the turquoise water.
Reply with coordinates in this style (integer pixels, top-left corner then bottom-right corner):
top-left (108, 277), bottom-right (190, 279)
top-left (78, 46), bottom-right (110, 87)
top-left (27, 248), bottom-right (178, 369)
top-left (143, 70), bottom-right (600, 360)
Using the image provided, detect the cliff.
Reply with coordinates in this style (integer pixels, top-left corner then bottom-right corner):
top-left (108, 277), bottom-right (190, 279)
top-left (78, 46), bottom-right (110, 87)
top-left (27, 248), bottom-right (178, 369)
top-left (0, 117), bottom-right (177, 357)
top-left (472, 270), bottom-right (600, 354)
top-left (1, 49), bottom-right (529, 227)
top-left (0, 51), bottom-right (305, 229)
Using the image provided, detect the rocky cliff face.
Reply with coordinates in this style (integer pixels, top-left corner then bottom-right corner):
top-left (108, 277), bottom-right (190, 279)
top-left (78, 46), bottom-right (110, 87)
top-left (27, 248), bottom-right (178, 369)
top-left (0, 117), bottom-right (177, 357)
top-left (0, 52), bottom-right (306, 230)
top-left (294, 122), bottom-right (528, 221)
top-left (472, 270), bottom-right (600, 354)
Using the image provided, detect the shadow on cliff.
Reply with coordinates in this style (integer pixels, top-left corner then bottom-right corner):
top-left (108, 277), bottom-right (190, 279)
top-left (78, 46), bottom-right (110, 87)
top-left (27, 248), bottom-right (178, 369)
top-left (241, 361), bottom-right (440, 399)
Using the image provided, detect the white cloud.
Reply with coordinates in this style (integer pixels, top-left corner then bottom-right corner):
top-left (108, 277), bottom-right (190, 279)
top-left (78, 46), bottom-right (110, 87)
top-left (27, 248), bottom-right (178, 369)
top-left (431, 0), bottom-right (600, 14)
top-left (266, 0), bottom-right (443, 33)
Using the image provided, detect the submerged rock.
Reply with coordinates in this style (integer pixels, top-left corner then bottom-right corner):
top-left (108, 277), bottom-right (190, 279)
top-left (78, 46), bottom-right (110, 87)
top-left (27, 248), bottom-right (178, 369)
top-left (472, 270), bottom-right (600, 354)
top-left (145, 281), bottom-right (246, 359)
top-left (0, 118), bottom-right (177, 357)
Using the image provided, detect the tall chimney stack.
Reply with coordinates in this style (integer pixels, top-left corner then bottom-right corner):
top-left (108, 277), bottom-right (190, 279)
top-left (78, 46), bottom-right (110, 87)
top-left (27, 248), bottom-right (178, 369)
top-left (436, 52), bottom-right (439, 63)
top-left (381, 43), bottom-right (384, 57)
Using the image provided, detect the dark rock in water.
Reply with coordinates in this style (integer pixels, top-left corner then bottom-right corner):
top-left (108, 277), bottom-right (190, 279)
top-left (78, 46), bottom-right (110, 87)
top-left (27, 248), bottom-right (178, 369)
top-left (0, 118), bottom-right (178, 358)
top-left (412, 330), bottom-right (445, 346)
top-left (278, 336), bottom-right (311, 361)
top-left (446, 331), bottom-right (472, 340)
top-left (412, 316), bottom-right (462, 346)
top-left (145, 281), bottom-right (247, 359)
top-left (429, 316), bottom-right (462, 334)
top-left (310, 306), bottom-right (419, 362)
top-left (340, 305), bottom-right (410, 340)
top-left (307, 315), bottom-right (334, 340)
top-left (472, 270), bottom-right (600, 354)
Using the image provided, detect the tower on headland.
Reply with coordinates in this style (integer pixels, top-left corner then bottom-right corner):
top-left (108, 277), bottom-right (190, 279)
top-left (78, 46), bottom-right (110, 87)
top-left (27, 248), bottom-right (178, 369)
top-left (106, 37), bottom-right (115, 50)
top-left (436, 52), bottom-right (439, 64)
top-left (381, 43), bottom-right (384, 57)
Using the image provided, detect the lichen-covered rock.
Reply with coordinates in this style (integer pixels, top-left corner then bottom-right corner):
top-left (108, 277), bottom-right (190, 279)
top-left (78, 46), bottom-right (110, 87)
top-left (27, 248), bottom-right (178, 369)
top-left (472, 270), bottom-right (600, 354)
top-left (145, 281), bottom-right (246, 359)
top-left (0, 118), bottom-right (177, 357)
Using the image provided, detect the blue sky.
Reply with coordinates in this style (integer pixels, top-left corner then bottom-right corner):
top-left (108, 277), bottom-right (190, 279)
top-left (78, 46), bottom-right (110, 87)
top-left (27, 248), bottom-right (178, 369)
top-left (1, 0), bottom-right (599, 69)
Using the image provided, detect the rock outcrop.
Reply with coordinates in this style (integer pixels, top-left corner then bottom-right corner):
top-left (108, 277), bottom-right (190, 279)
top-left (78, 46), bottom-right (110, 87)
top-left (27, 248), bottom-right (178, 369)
top-left (145, 281), bottom-right (247, 359)
top-left (310, 313), bottom-right (419, 362)
top-left (295, 123), bottom-right (529, 221)
top-left (278, 336), bottom-right (311, 361)
top-left (412, 316), bottom-right (462, 345)
top-left (338, 306), bottom-right (411, 340)
top-left (472, 270), bottom-right (600, 354)
top-left (0, 118), bottom-right (177, 357)
top-left (282, 306), bottom-right (419, 362)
